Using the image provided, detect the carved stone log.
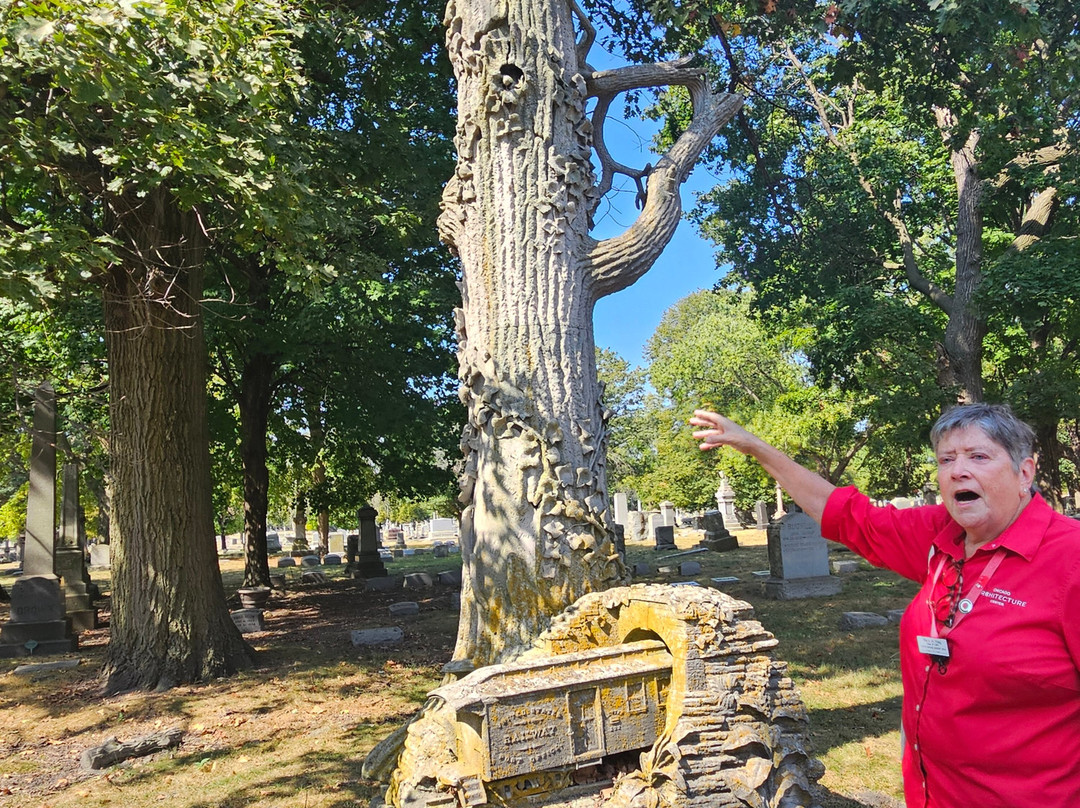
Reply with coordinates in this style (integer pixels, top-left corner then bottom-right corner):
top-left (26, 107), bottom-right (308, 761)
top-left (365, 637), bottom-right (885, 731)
top-left (80, 727), bottom-right (184, 770)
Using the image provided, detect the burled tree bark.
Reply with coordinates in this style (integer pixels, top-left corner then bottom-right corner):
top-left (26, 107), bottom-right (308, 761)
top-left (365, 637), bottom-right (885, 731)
top-left (102, 187), bottom-right (252, 692)
top-left (439, 0), bottom-right (741, 668)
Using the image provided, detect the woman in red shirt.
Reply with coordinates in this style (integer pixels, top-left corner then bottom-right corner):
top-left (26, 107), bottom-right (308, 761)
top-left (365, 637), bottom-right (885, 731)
top-left (690, 403), bottom-right (1080, 808)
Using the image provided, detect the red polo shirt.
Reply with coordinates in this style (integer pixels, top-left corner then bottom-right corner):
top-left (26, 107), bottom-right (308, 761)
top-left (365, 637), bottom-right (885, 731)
top-left (822, 487), bottom-right (1080, 808)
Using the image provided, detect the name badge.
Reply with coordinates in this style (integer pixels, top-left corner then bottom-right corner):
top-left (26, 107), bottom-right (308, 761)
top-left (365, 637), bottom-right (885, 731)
top-left (917, 635), bottom-right (949, 657)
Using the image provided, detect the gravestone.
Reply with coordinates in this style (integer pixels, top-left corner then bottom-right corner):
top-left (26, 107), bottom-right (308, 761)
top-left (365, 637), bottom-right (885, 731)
top-left (405, 572), bottom-right (434, 589)
top-left (612, 523), bottom-right (625, 559)
top-left (659, 501), bottom-right (676, 527)
top-left (0, 383), bottom-right (78, 658)
top-left (53, 464), bottom-right (98, 632)
top-left (88, 544), bottom-right (110, 567)
top-left (300, 555), bottom-right (321, 567)
top-left (277, 556), bottom-right (297, 567)
top-left (429, 517), bottom-right (458, 541)
top-left (328, 532), bottom-right (345, 554)
top-left (613, 492), bottom-right (629, 527)
top-left (764, 510), bottom-right (842, 600)
top-left (648, 512), bottom-right (663, 540)
top-left (351, 627), bottom-right (404, 646)
top-left (697, 509), bottom-right (738, 552)
top-left (389, 601), bottom-right (420, 617)
top-left (266, 532), bottom-right (282, 553)
top-left (754, 500), bottom-right (769, 530)
top-left (626, 511), bottom-right (647, 543)
top-left (714, 473), bottom-right (738, 529)
top-left (654, 525), bottom-right (676, 550)
top-left (437, 569), bottom-right (462, 587)
top-left (354, 505), bottom-right (388, 578)
top-left (346, 534), bottom-right (359, 565)
top-left (230, 608), bottom-right (266, 633)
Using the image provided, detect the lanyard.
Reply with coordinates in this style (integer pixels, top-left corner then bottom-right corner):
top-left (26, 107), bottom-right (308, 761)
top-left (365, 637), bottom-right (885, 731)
top-left (927, 546), bottom-right (1009, 640)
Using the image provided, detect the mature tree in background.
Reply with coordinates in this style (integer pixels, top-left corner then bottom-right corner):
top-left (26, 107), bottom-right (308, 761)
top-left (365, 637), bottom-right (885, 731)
top-left (642, 289), bottom-right (896, 508)
top-left (676, 0), bottom-right (1078, 497)
top-left (0, 0), bottom-right (321, 690)
top-left (440, 0), bottom-right (742, 666)
top-left (205, 0), bottom-right (460, 587)
top-left (595, 347), bottom-right (657, 496)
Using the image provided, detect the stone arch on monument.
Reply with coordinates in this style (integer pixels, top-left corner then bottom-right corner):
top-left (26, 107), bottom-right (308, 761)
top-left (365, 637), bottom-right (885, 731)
top-left (375, 584), bottom-right (822, 808)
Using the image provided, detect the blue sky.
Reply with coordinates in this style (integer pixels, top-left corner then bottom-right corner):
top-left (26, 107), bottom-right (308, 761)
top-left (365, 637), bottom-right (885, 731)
top-left (590, 126), bottom-right (726, 370)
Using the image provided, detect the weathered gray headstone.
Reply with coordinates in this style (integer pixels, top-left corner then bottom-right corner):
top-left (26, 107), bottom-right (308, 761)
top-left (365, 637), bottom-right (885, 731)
top-left (0, 384), bottom-right (78, 658)
top-left (366, 576), bottom-right (404, 593)
top-left (301, 570), bottom-right (328, 584)
top-left (839, 612), bottom-right (888, 630)
top-left (633, 562), bottom-right (652, 577)
top-left (89, 544), bottom-right (110, 567)
top-left (404, 572), bottom-right (434, 589)
top-left (389, 601), bottom-right (420, 617)
top-left (831, 559), bottom-right (860, 574)
top-left (230, 609), bottom-right (266, 633)
top-left (323, 553), bottom-right (342, 565)
top-left (626, 511), bottom-right (647, 543)
top-left (277, 556), bottom-right (297, 567)
top-left (887, 609), bottom-right (906, 624)
top-left (433, 544), bottom-right (450, 558)
top-left (764, 511), bottom-right (842, 600)
top-left (754, 500), bottom-right (769, 530)
top-left (351, 627), bottom-right (404, 646)
top-left (679, 560), bottom-right (702, 576)
top-left (300, 555), bottom-right (321, 567)
top-left (437, 570), bottom-right (461, 587)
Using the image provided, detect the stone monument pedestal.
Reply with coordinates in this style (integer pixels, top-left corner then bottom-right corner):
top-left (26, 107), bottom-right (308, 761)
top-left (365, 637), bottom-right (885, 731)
top-left (0, 576), bottom-right (78, 658)
top-left (54, 547), bottom-right (98, 632)
top-left (764, 575), bottom-right (842, 600)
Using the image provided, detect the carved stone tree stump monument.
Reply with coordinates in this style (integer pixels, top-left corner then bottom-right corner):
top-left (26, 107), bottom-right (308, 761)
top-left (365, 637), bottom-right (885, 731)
top-left (439, 0), bottom-right (742, 669)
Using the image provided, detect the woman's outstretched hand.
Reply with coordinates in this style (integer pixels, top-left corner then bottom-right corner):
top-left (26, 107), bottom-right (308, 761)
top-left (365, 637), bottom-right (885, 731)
top-left (689, 409), bottom-right (755, 454)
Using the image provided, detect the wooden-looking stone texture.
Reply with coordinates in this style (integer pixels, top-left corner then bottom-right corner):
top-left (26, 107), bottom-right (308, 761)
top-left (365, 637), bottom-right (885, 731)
top-left (378, 584), bottom-right (822, 808)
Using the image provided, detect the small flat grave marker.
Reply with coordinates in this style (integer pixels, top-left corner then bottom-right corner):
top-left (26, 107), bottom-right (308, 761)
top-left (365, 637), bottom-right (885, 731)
top-left (350, 627), bottom-right (404, 646)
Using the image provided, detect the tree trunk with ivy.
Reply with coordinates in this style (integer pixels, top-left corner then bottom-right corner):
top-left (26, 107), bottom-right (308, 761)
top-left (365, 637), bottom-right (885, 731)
top-left (439, 0), bottom-right (741, 669)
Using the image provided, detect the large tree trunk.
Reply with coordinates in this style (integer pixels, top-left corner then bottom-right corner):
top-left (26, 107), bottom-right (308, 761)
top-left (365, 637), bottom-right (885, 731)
top-left (440, 0), bottom-right (740, 668)
top-left (102, 188), bottom-right (253, 692)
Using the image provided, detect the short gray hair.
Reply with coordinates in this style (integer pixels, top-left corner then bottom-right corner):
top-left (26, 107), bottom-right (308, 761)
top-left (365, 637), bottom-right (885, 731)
top-left (930, 403), bottom-right (1036, 470)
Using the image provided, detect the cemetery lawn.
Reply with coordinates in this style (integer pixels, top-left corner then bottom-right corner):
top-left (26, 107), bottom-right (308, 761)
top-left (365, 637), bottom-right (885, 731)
top-left (0, 533), bottom-right (914, 808)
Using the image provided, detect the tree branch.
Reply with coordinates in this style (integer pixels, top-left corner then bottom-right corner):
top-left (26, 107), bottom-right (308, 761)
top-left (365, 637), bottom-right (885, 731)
top-left (585, 70), bottom-right (742, 299)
